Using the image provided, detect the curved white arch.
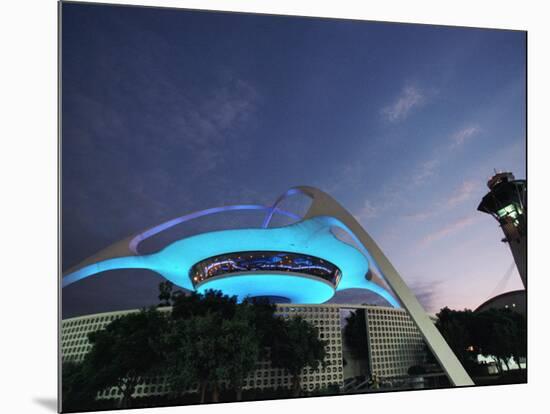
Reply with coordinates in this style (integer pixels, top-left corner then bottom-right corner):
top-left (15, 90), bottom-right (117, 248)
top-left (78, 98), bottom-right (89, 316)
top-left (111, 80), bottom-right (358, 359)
top-left (129, 204), bottom-right (301, 254)
top-left (285, 186), bottom-right (474, 386)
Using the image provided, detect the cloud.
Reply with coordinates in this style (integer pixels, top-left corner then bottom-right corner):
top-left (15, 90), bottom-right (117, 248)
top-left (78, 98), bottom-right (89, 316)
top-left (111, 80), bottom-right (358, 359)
top-left (381, 86), bottom-right (425, 122)
top-left (356, 199), bottom-right (378, 220)
top-left (420, 215), bottom-right (477, 246)
top-left (444, 180), bottom-right (478, 208)
top-left (323, 160), bottom-right (364, 194)
top-left (404, 180), bottom-right (480, 223)
top-left (204, 79), bottom-right (259, 130)
top-left (328, 280), bottom-right (443, 312)
top-left (349, 154), bottom-right (443, 223)
top-left (404, 211), bottom-right (433, 221)
top-left (408, 280), bottom-right (443, 313)
top-left (171, 79), bottom-right (260, 174)
top-left (412, 159), bottom-right (440, 185)
top-left (410, 124), bottom-right (481, 186)
top-left (450, 125), bottom-right (480, 149)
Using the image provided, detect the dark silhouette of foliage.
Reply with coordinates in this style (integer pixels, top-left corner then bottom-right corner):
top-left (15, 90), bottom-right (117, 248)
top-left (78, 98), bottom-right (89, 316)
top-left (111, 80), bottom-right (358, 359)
top-left (474, 309), bottom-right (523, 372)
top-left (158, 280), bottom-right (184, 307)
top-left (422, 344), bottom-right (438, 365)
top-left (164, 312), bottom-right (227, 403)
top-left (436, 306), bottom-right (527, 376)
top-left (61, 361), bottom-right (98, 411)
top-left (343, 309), bottom-right (369, 360)
top-left (163, 290), bottom-right (265, 402)
top-left (158, 281), bottom-right (174, 307)
top-left (508, 310), bottom-right (526, 370)
top-left (242, 297), bottom-right (279, 358)
top-left (270, 316), bottom-right (327, 397)
top-left (223, 302), bottom-right (265, 400)
top-left (435, 307), bottom-right (476, 365)
top-left (62, 285), bottom-right (344, 409)
top-left (171, 289), bottom-right (238, 321)
top-left (85, 308), bottom-right (168, 408)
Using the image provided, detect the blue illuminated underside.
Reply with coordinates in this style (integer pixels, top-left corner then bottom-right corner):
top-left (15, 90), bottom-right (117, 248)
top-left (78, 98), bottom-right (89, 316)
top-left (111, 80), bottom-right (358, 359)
top-left (62, 216), bottom-right (399, 307)
top-left (197, 273), bottom-right (335, 303)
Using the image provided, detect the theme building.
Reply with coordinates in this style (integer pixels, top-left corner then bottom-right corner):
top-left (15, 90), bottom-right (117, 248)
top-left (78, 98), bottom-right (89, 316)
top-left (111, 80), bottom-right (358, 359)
top-left (62, 186), bottom-right (471, 386)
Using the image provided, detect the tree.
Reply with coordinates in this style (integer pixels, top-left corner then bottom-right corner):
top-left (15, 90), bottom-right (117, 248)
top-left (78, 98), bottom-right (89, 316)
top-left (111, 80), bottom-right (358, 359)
top-left (270, 316), bottom-right (327, 397)
top-left (219, 305), bottom-right (261, 400)
top-left (158, 280), bottom-right (184, 307)
top-left (171, 289), bottom-right (237, 321)
top-left (474, 309), bottom-right (516, 373)
top-left (85, 308), bottom-right (168, 408)
top-left (158, 280), bottom-right (174, 307)
top-left (435, 307), bottom-right (527, 377)
top-left (61, 361), bottom-right (98, 412)
top-left (164, 312), bottom-right (227, 403)
top-left (343, 309), bottom-right (369, 360)
top-left (242, 297), bottom-right (278, 359)
top-left (164, 290), bottom-right (262, 402)
top-left (422, 343), bottom-right (439, 366)
top-left (508, 310), bottom-right (527, 370)
top-left (435, 307), bottom-right (475, 365)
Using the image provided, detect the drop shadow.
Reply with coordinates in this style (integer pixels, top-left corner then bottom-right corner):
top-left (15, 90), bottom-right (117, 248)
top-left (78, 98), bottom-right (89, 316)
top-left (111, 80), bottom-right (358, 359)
top-left (33, 397), bottom-right (58, 412)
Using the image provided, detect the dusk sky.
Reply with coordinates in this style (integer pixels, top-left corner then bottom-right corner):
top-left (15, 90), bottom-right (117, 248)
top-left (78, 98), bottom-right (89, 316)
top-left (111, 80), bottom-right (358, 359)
top-left (61, 2), bottom-right (526, 318)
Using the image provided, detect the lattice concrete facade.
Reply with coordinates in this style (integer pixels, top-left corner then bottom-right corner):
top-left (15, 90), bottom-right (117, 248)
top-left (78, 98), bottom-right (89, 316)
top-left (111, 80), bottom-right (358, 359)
top-left (364, 306), bottom-right (426, 379)
top-left (61, 303), bottom-right (435, 400)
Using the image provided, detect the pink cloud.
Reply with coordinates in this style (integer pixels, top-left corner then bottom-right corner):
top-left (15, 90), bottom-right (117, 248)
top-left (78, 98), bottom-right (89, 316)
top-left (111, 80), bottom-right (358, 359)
top-left (420, 215), bottom-right (477, 246)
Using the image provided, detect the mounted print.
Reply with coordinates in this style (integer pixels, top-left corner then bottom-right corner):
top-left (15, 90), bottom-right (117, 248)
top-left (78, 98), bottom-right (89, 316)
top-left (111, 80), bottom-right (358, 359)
top-left (60, 1), bottom-right (527, 412)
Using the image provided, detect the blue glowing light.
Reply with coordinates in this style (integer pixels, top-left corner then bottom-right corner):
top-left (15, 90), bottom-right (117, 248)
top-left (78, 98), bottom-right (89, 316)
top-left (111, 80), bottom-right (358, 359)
top-left (63, 215), bottom-right (399, 307)
top-left (129, 204), bottom-right (301, 254)
top-left (197, 273), bottom-right (335, 303)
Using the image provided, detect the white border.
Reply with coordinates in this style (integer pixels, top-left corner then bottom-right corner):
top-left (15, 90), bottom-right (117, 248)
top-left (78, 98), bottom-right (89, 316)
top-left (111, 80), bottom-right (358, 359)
top-left (1, 1), bottom-right (548, 413)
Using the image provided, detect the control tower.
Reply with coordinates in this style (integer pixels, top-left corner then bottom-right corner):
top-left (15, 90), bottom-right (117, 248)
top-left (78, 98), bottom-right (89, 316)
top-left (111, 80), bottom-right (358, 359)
top-left (478, 171), bottom-right (526, 287)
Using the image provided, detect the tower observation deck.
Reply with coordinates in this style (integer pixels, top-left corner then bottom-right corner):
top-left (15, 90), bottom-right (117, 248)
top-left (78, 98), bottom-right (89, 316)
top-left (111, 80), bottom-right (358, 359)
top-left (478, 172), bottom-right (526, 288)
